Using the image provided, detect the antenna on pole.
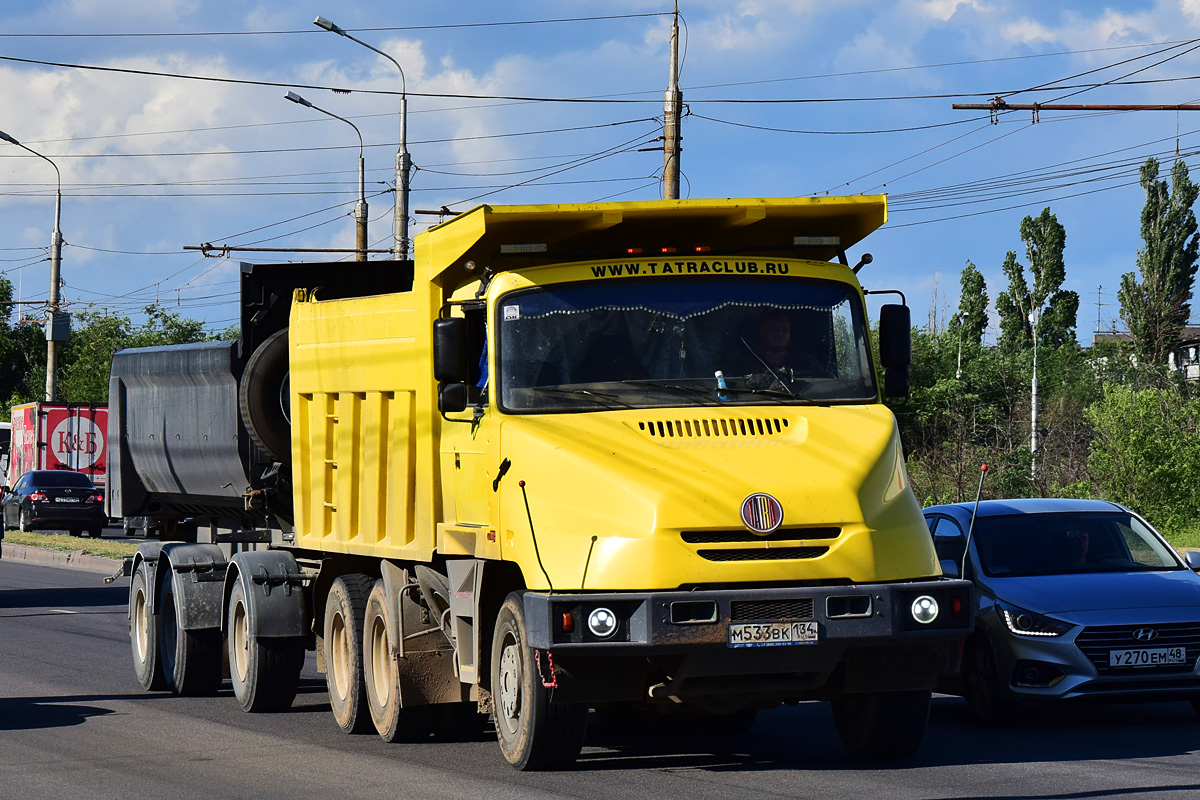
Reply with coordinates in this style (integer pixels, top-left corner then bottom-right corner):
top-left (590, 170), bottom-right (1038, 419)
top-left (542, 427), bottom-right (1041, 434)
top-left (662, 2), bottom-right (682, 200)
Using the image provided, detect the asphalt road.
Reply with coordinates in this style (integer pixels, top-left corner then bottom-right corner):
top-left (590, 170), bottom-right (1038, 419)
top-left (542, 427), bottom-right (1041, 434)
top-left (3, 558), bottom-right (1200, 800)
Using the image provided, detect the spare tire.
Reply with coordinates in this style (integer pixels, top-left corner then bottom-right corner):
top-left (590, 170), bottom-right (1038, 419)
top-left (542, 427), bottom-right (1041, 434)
top-left (240, 329), bottom-right (291, 464)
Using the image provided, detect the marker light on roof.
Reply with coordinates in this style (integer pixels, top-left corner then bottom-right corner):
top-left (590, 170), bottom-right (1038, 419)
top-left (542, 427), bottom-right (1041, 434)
top-left (499, 243), bottom-right (547, 254)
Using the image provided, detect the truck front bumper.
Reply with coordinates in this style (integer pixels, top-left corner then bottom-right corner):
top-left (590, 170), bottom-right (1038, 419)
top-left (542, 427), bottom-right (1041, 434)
top-left (521, 579), bottom-right (973, 704)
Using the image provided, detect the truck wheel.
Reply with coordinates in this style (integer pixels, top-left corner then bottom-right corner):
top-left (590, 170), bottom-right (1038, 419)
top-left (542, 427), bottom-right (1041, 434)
top-left (491, 593), bottom-right (588, 770)
top-left (240, 328), bottom-right (291, 464)
top-left (964, 639), bottom-right (1018, 725)
top-left (832, 689), bottom-right (931, 760)
top-left (157, 571), bottom-right (222, 696)
top-left (324, 574), bottom-right (374, 733)
top-left (227, 580), bottom-right (304, 712)
top-left (362, 579), bottom-right (436, 742)
top-left (130, 562), bottom-right (166, 691)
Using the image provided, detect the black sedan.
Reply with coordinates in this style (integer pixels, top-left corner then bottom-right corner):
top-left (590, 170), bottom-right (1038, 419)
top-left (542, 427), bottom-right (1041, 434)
top-left (1, 470), bottom-right (106, 538)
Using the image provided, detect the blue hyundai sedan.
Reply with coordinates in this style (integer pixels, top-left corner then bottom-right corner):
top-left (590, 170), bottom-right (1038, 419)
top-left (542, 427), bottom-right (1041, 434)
top-left (922, 498), bottom-right (1200, 723)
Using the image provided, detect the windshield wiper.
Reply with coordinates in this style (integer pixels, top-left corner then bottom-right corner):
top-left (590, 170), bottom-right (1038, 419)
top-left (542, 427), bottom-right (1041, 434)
top-left (621, 380), bottom-right (722, 405)
top-left (528, 386), bottom-right (633, 409)
top-left (713, 386), bottom-right (819, 404)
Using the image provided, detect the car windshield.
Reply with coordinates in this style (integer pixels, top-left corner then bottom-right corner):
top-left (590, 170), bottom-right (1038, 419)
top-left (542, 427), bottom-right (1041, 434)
top-left (497, 276), bottom-right (876, 412)
top-left (32, 471), bottom-right (94, 488)
top-left (973, 511), bottom-right (1182, 577)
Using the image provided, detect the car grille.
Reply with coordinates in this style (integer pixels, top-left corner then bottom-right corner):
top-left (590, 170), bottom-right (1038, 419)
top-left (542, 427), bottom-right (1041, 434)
top-left (1076, 622), bottom-right (1200, 675)
top-left (730, 598), bottom-right (816, 622)
top-left (682, 527), bottom-right (840, 544)
top-left (696, 546), bottom-right (828, 562)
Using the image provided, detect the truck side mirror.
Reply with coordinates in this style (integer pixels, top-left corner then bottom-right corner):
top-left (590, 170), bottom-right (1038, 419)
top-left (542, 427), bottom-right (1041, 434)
top-left (878, 304), bottom-right (911, 368)
top-left (433, 318), bottom-right (469, 383)
top-left (878, 304), bottom-right (911, 399)
top-left (884, 367), bottom-right (910, 398)
top-left (438, 383), bottom-right (468, 415)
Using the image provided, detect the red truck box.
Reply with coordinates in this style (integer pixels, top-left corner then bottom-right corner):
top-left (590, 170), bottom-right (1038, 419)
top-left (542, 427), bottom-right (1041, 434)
top-left (7, 402), bottom-right (108, 490)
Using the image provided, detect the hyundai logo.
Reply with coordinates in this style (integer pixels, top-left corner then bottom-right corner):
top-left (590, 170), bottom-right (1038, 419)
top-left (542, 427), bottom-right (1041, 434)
top-left (1132, 628), bottom-right (1160, 642)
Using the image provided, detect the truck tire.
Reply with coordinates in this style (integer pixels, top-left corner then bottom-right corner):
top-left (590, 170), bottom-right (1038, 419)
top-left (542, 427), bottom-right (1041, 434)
top-left (157, 571), bottom-right (222, 696)
top-left (227, 580), bottom-right (304, 712)
top-left (239, 328), bottom-right (291, 464)
top-left (324, 574), bottom-right (374, 734)
top-left (362, 579), bottom-right (436, 742)
top-left (491, 593), bottom-right (588, 770)
top-left (832, 689), bottom-right (931, 760)
top-left (130, 561), bottom-right (167, 691)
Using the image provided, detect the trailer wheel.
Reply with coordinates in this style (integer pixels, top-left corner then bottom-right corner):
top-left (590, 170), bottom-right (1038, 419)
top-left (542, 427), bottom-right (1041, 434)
top-left (491, 593), bottom-right (587, 770)
top-left (157, 571), bottom-right (222, 696)
top-left (324, 574), bottom-right (374, 733)
top-left (239, 328), bottom-right (291, 464)
top-left (227, 579), bottom-right (304, 712)
top-left (831, 689), bottom-right (931, 760)
top-left (362, 579), bottom-right (437, 742)
top-left (130, 561), bottom-right (166, 691)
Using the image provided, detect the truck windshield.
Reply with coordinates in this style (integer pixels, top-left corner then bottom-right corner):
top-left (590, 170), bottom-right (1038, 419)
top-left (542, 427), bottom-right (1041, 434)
top-left (497, 276), bottom-right (877, 412)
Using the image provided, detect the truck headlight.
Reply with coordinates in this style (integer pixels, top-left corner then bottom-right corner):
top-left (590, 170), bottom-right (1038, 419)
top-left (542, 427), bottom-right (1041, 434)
top-left (911, 595), bottom-right (939, 624)
top-left (587, 607), bottom-right (618, 638)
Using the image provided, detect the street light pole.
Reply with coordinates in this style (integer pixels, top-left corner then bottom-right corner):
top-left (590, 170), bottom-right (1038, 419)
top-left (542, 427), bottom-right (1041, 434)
top-left (285, 92), bottom-right (368, 261)
top-left (314, 16), bottom-right (411, 261)
top-left (0, 129), bottom-right (63, 401)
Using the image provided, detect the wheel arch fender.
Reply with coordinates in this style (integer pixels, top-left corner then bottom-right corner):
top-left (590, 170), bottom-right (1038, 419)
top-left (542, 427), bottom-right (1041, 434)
top-left (130, 541), bottom-right (166, 618)
top-left (158, 542), bottom-right (227, 631)
top-left (223, 550), bottom-right (308, 639)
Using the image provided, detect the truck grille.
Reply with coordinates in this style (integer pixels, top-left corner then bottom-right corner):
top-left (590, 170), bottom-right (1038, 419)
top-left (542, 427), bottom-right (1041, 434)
top-left (635, 416), bottom-right (790, 440)
top-left (1076, 622), bottom-right (1200, 675)
top-left (682, 527), bottom-right (840, 544)
top-left (730, 598), bottom-right (815, 621)
top-left (697, 546), bottom-right (828, 562)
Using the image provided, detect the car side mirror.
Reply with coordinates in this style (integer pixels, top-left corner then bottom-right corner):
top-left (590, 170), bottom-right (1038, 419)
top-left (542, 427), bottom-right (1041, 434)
top-left (939, 558), bottom-right (961, 579)
top-left (1185, 550), bottom-right (1200, 571)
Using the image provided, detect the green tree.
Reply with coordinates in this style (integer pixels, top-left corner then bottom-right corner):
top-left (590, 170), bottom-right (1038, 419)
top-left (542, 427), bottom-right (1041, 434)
top-left (1087, 383), bottom-right (1200, 531)
top-left (1118, 157), bottom-right (1200, 366)
top-left (948, 260), bottom-right (988, 349)
top-left (995, 208), bottom-right (1079, 350)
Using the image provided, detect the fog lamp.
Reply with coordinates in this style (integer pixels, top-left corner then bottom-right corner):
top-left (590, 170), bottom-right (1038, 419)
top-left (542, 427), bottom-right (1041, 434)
top-left (911, 595), bottom-right (939, 625)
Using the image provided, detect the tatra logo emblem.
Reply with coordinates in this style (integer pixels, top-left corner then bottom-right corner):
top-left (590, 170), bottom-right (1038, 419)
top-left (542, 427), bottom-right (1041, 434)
top-left (1132, 628), bottom-right (1159, 642)
top-left (740, 493), bottom-right (783, 534)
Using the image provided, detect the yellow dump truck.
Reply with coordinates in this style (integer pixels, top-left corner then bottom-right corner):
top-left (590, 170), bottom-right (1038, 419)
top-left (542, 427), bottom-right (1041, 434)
top-left (110, 196), bottom-right (971, 769)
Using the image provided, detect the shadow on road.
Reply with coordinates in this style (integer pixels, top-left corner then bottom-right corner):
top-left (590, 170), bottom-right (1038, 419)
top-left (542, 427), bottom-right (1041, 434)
top-left (0, 585), bottom-right (127, 610)
top-left (575, 695), bottom-right (1200, 775)
top-left (0, 694), bottom-right (150, 730)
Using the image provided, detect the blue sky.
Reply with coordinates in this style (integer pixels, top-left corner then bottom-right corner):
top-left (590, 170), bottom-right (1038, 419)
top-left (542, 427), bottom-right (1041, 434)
top-left (3, 0), bottom-right (1200, 341)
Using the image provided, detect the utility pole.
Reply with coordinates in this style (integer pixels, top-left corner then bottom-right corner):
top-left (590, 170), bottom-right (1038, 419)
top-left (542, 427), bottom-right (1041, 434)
top-left (662, 2), bottom-right (682, 200)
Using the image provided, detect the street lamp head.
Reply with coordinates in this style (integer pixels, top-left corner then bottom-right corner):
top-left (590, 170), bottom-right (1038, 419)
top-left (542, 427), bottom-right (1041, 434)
top-left (285, 91), bottom-right (313, 108)
top-left (314, 16), bottom-right (346, 35)
top-left (0, 130), bottom-right (18, 145)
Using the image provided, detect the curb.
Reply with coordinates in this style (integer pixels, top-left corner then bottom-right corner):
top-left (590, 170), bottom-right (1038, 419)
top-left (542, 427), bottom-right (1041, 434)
top-left (0, 542), bottom-right (124, 575)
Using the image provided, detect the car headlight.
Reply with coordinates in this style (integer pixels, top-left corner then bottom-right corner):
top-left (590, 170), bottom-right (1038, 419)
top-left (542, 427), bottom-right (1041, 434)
top-left (999, 604), bottom-right (1072, 638)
